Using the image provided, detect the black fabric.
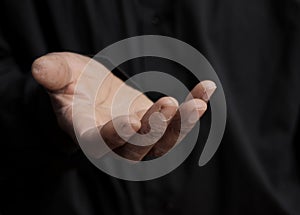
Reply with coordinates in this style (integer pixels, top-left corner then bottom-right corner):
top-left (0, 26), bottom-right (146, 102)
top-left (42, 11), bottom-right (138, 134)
top-left (0, 0), bottom-right (300, 214)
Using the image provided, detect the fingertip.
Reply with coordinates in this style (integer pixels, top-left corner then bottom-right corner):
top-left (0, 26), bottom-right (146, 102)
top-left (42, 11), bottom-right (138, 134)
top-left (157, 97), bottom-right (178, 122)
top-left (180, 99), bottom-right (207, 123)
top-left (192, 99), bottom-right (207, 111)
top-left (159, 96), bottom-right (179, 107)
top-left (32, 56), bottom-right (49, 84)
top-left (189, 99), bottom-right (208, 123)
top-left (188, 80), bottom-right (217, 102)
top-left (200, 80), bottom-right (217, 102)
top-left (128, 115), bottom-right (142, 131)
top-left (32, 53), bottom-right (71, 91)
top-left (200, 80), bottom-right (216, 88)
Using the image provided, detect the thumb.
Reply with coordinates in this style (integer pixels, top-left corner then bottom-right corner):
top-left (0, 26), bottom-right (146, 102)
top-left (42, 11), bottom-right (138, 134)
top-left (32, 52), bottom-right (74, 91)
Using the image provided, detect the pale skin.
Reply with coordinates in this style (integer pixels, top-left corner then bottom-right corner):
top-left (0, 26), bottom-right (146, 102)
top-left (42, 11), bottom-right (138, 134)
top-left (32, 52), bottom-right (216, 161)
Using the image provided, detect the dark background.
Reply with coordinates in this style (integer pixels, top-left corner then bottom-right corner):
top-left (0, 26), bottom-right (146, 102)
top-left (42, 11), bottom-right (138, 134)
top-left (0, 0), bottom-right (299, 214)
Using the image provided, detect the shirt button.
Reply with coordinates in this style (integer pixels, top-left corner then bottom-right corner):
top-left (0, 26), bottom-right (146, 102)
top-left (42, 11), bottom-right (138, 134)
top-left (151, 15), bottom-right (160, 25)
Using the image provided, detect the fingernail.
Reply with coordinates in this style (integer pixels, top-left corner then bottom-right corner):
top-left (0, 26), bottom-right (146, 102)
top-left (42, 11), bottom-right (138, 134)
top-left (194, 100), bottom-right (207, 111)
top-left (160, 108), bottom-right (176, 122)
top-left (188, 110), bottom-right (199, 123)
top-left (159, 97), bottom-right (178, 122)
top-left (201, 81), bottom-right (217, 101)
top-left (158, 111), bottom-right (170, 122)
top-left (164, 97), bottom-right (178, 106)
top-left (188, 100), bottom-right (206, 123)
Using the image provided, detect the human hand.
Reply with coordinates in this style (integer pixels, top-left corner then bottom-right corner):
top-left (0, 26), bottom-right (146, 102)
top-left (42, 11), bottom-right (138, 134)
top-left (32, 52), bottom-right (216, 161)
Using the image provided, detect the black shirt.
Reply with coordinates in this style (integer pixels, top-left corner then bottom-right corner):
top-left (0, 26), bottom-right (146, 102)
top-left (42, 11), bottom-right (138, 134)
top-left (0, 0), bottom-right (299, 214)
